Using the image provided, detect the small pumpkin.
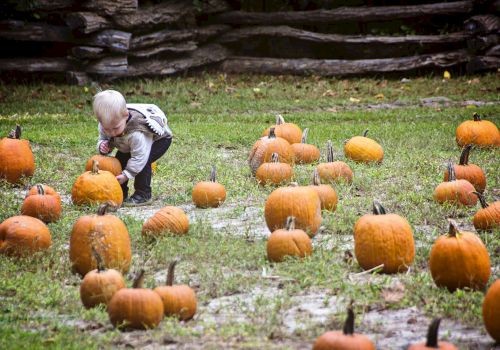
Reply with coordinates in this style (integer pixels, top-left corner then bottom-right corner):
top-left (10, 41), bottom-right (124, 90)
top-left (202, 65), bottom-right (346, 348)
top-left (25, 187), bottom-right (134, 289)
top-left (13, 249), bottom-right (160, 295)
top-left (21, 184), bottom-right (62, 223)
top-left (80, 247), bottom-right (126, 309)
top-left (313, 305), bottom-right (376, 350)
top-left (456, 113), bottom-right (500, 148)
top-left (0, 215), bottom-right (51, 257)
top-left (316, 140), bottom-right (353, 184)
top-left (483, 279), bottom-right (500, 343)
top-left (85, 155), bottom-right (122, 176)
top-left (429, 220), bottom-right (490, 291)
top-left (0, 125), bottom-right (35, 184)
top-left (69, 203), bottom-right (132, 276)
top-left (265, 182), bottom-right (322, 236)
top-left (108, 270), bottom-right (164, 330)
top-left (255, 153), bottom-right (293, 186)
top-left (267, 216), bottom-right (313, 263)
top-left (262, 114), bottom-right (302, 144)
top-left (249, 127), bottom-right (294, 175)
top-left (354, 201), bottom-right (415, 274)
top-left (444, 145), bottom-right (486, 193)
top-left (407, 318), bottom-right (458, 350)
top-left (72, 160), bottom-right (123, 207)
top-left (433, 163), bottom-right (477, 207)
top-left (472, 192), bottom-right (500, 232)
top-left (192, 165), bottom-right (226, 208)
top-left (142, 206), bottom-right (189, 239)
top-left (344, 129), bottom-right (384, 163)
top-left (309, 168), bottom-right (338, 212)
top-left (291, 128), bottom-right (320, 164)
top-left (154, 259), bottom-right (197, 321)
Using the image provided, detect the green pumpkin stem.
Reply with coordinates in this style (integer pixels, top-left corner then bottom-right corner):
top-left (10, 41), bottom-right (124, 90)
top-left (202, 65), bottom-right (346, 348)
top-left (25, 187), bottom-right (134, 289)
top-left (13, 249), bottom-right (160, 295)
top-left (285, 216), bottom-right (296, 231)
top-left (342, 306), bottom-right (355, 335)
top-left (301, 128), bottom-right (309, 144)
top-left (448, 220), bottom-right (459, 237)
top-left (97, 202), bottom-right (115, 215)
top-left (472, 113), bottom-right (481, 122)
top-left (132, 269), bottom-right (146, 288)
top-left (36, 184), bottom-right (45, 195)
top-left (473, 191), bottom-right (489, 209)
top-left (362, 129), bottom-right (369, 137)
top-left (210, 165), bottom-right (217, 182)
top-left (269, 127), bottom-right (276, 139)
top-left (459, 145), bottom-right (472, 165)
top-left (91, 246), bottom-right (105, 272)
top-left (91, 160), bottom-right (100, 174)
top-left (446, 163), bottom-right (456, 182)
top-left (166, 259), bottom-right (179, 286)
top-left (425, 318), bottom-right (442, 348)
top-left (313, 168), bottom-right (321, 186)
top-left (271, 153), bottom-right (279, 163)
top-left (372, 200), bottom-right (386, 215)
top-left (326, 140), bottom-right (334, 163)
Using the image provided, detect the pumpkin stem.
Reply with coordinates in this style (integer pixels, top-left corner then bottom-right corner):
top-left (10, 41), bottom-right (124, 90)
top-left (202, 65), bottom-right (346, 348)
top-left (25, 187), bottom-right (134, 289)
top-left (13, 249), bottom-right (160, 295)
top-left (91, 160), bottom-right (100, 174)
top-left (276, 114), bottom-right (285, 125)
top-left (446, 162), bottom-right (456, 182)
top-left (166, 259), bottom-right (179, 286)
top-left (326, 140), bottom-right (334, 163)
top-left (285, 216), bottom-right (296, 231)
top-left (210, 165), bottom-right (217, 182)
top-left (132, 269), bottom-right (146, 288)
top-left (459, 145), bottom-right (472, 165)
top-left (271, 153), bottom-right (279, 163)
top-left (472, 113), bottom-right (481, 122)
top-left (7, 125), bottom-right (22, 139)
top-left (425, 318), bottom-right (442, 348)
top-left (342, 305), bottom-right (355, 336)
top-left (301, 128), bottom-right (309, 144)
top-left (372, 200), bottom-right (386, 215)
top-left (362, 129), bottom-right (369, 137)
top-left (36, 184), bottom-right (45, 195)
top-left (448, 220), bottom-right (459, 237)
top-left (91, 246), bottom-right (105, 272)
top-left (313, 168), bottom-right (321, 186)
top-left (473, 191), bottom-right (488, 209)
top-left (97, 202), bottom-right (116, 215)
top-left (269, 127), bottom-right (276, 139)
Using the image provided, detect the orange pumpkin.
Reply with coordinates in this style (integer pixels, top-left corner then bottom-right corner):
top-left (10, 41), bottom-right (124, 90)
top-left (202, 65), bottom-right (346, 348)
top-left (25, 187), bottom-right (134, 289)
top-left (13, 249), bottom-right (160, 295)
top-left (262, 114), bottom-right (302, 144)
top-left (483, 279), bottom-right (500, 343)
top-left (154, 260), bottom-right (197, 321)
top-left (80, 247), bottom-right (126, 309)
top-left (72, 160), bottom-right (123, 207)
top-left (0, 125), bottom-right (35, 184)
top-left (291, 128), bottom-right (320, 164)
top-left (0, 215), bottom-right (51, 257)
top-left (344, 129), bottom-right (384, 163)
top-left (473, 192), bottom-right (500, 231)
top-left (456, 113), bottom-right (500, 148)
top-left (429, 220), bottom-right (490, 291)
top-left (256, 153), bottom-right (293, 186)
top-left (142, 206), bottom-right (189, 239)
top-left (444, 145), bottom-right (486, 193)
top-left (265, 183), bottom-right (322, 236)
top-left (21, 184), bottom-right (62, 223)
top-left (249, 127), bottom-right (294, 175)
top-left (69, 203), bottom-right (132, 276)
top-left (316, 140), bottom-right (353, 184)
top-left (354, 201), bottom-right (415, 274)
top-left (313, 305), bottom-right (375, 350)
top-left (309, 168), bottom-right (338, 212)
top-left (192, 166), bottom-right (226, 208)
top-left (433, 163), bottom-right (477, 207)
top-left (407, 318), bottom-right (458, 350)
top-left (85, 155), bottom-right (122, 176)
top-left (108, 270), bottom-right (164, 330)
top-left (267, 216), bottom-right (312, 262)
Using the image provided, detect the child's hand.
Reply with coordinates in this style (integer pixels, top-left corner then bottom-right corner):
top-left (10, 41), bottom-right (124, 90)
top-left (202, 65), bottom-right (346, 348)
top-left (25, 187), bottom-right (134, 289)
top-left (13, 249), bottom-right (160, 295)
top-left (99, 140), bottom-right (110, 154)
top-left (116, 174), bottom-right (127, 184)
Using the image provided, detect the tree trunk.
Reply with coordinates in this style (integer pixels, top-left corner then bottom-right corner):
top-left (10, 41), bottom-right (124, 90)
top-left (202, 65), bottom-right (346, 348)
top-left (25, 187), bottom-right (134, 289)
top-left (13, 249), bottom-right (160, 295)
top-left (65, 12), bottom-right (111, 34)
top-left (466, 55), bottom-right (500, 73)
top-left (0, 20), bottom-right (73, 42)
top-left (129, 42), bottom-right (198, 58)
top-left (464, 15), bottom-right (500, 35)
top-left (84, 30), bottom-right (131, 52)
top-left (86, 56), bottom-right (128, 74)
top-left (0, 58), bottom-right (73, 72)
top-left (71, 46), bottom-right (106, 59)
top-left (82, 0), bottom-right (138, 16)
top-left (485, 44), bottom-right (500, 56)
top-left (467, 34), bottom-right (499, 53)
top-left (66, 71), bottom-right (92, 85)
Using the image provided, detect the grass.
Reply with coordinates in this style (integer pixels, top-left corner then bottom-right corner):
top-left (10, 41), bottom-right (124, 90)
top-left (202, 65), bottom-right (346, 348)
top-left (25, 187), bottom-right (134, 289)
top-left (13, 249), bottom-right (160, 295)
top-left (0, 73), bottom-right (499, 349)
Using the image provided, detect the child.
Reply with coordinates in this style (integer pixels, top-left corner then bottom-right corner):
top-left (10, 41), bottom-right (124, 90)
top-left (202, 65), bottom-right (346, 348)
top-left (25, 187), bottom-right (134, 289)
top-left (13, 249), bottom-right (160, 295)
top-left (93, 89), bottom-right (173, 206)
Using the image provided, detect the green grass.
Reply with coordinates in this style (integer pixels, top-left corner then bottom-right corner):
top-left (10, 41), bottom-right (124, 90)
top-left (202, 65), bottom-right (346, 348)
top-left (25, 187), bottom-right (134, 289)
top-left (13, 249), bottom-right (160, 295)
top-left (0, 73), bottom-right (499, 349)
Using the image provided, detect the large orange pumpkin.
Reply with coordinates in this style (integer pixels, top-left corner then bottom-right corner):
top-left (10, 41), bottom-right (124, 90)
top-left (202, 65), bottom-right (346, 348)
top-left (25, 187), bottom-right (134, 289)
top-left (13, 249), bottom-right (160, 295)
top-left (0, 125), bottom-right (35, 184)
top-left (429, 220), bottom-right (490, 291)
top-left (473, 192), bottom-right (500, 232)
top-left (316, 140), bottom-right (353, 184)
top-left (344, 129), bottom-right (384, 163)
top-left (69, 203), bottom-right (132, 276)
top-left (433, 163), bottom-right (477, 207)
top-left (249, 127), bottom-right (294, 175)
top-left (456, 113), bottom-right (500, 148)
top-left (291, 128), bottom-right (320, 164)
top-left (483, 279), bottom-right (500, 343)
top-left (354, 201), bottom-right (415, 274)
top-left (255, 153), bottom-right (293, 186)
top-left (192, 166), bottom-right (226, 208)
top-left (262, 114), bottom-right (302, 144)
top-left (85, 155), bottom-right (122, 176)
top-left (142, 206), bottom-right (189, 239)
top-left (407, 318), bottom-right (458, 350)
top-left (108, 270), bottom-right (164, 330)
top-left (267, 216), bottom-right (313, 262)
top-left (21, 184), bottom-right (62, 223)
top-left (265, 183), bottom-right (322, 236)
top-left (444, 145), bottom-right (486, 193)
top-left (0, 215), bottom-right (51, 257)
top-left (154, 260), bottom-right (197, 321)
top-left (313, 306), bottom-right (375, 350)
top-left (309, 168), bottom-right (338, 212)
top-left (72, 160), bottom-right (123, 207)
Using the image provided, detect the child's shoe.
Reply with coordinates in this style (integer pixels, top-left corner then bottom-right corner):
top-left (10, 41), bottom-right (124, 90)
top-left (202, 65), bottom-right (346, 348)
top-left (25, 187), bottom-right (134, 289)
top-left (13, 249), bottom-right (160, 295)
top-left (123, 193), bottom-right (152, 207)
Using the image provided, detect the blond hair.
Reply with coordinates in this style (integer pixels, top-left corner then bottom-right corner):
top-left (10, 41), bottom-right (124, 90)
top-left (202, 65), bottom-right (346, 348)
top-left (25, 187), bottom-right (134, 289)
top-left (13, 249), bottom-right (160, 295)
top-left (93, 90), bottom-right (127, 125)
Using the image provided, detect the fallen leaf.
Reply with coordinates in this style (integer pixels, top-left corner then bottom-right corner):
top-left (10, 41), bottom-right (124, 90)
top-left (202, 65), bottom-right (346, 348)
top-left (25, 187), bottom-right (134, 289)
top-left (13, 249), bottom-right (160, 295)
top-left (349, 97), bottom-right (361, 103)
top-left (375, 93), bottom-right (385, 100)
top-left (443, 70), bottom-right (451, 79)
top-left (466, 104), bottom-right (477, 109)
top-left (322, 89), bottom-right (337, 97)
top-left (381, 281), bottom-right (406, 304)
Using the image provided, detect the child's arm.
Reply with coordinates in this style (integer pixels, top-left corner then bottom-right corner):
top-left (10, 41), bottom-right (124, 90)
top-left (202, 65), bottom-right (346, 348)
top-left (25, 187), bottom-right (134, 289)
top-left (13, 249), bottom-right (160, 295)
top-left (96, 123), bottom-right (112, 155)
top-left (121, 132), bottom-right (154, 179)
